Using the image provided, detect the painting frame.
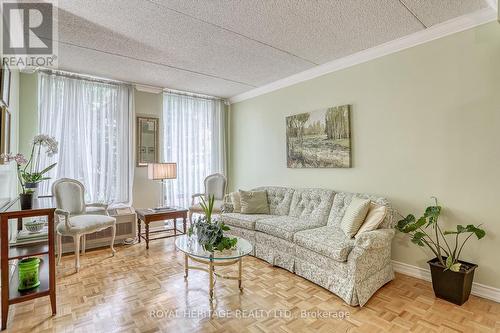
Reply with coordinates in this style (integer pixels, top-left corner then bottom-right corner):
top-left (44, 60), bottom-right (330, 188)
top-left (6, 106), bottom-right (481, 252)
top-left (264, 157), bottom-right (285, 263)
top-left (286, 105), bottom-right (352, 168)
top-left (0, 63), bottom-right (11, 107)
top-left (0, 106), bottom-right (11, 164)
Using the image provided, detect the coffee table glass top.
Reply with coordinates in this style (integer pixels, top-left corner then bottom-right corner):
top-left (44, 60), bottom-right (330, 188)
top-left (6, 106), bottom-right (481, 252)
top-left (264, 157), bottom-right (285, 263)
top-left (175, 235), bottom-right (253, 260)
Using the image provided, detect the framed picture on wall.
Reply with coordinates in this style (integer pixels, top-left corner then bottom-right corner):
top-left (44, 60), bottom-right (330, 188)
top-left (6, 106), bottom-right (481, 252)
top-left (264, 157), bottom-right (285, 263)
top-left (0, 63), bottom-right (11, 107)
top-left (0, 107), bottom-right (11, 164)
top-left (286, 105), bottom-right (351, 168)
top-left (136, 116), bottom-right (159, 167)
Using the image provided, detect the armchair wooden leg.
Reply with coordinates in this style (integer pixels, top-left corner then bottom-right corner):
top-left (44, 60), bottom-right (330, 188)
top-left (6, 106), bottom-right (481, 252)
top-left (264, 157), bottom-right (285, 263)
top-left (74, 234), bottom-right (81, 272)
top-left (56, 233), bottom-right (62, 266)
top-left (81, 235), bottom-right (86, 255)
top-left (110, 224), bottom-right (116, 256)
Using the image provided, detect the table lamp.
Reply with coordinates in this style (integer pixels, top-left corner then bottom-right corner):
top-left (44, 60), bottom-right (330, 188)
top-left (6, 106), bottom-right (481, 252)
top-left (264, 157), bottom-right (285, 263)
top-left (148, 162), bottom-right (177, 210)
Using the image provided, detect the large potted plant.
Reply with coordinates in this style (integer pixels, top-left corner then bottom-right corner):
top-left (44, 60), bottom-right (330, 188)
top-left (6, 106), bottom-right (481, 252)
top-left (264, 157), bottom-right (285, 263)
top-left (188, 195), bottom-right (237, 252)
top-left (397, 197), bottom-right (486, 305)
top-left (1, 134), bottom-right (58, 209)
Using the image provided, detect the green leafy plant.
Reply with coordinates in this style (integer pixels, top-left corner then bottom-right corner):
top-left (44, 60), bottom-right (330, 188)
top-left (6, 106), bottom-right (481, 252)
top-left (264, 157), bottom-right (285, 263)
top-left (188, 195), bottom-right (237, 252)
top-left (397, 197), bottom-right (485, 272)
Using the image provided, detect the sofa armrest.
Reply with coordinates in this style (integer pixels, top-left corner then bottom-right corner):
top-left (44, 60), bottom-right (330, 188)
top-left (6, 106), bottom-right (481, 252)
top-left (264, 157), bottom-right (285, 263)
top-left (347, 228), bottom-right (396, 306)
top-left (354, 229), bottom-right (395, 250)
top-left (222, 195), bottom-right (234, 213)
top-left (348, 228), bottom-right (395, 279)
top-left (219, 194), bottom-right (233, 213)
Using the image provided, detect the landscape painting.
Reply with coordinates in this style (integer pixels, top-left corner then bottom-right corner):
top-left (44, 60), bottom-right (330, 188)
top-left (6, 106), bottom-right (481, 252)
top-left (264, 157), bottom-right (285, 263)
top-left (286, 105), bottom-right (351, 168)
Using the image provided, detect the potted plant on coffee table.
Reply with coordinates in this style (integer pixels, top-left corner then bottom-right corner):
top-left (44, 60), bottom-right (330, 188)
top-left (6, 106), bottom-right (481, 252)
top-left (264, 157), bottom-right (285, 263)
top-left (397, 197), bottom-right (486, 305)
top-left (188, 195), bottom-right (237, 252)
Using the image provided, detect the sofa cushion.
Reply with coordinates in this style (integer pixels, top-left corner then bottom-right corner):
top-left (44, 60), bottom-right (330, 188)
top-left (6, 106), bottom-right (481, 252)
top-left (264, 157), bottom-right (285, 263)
top-left (294, 226), bottom-right (355, 262)
top-left (253, 186), bottom-right (294, 215)
top-left (239, 190), bottom-right (270, 214)
top-left (355, 203), bottom-right (388, 238)
top-left (220, 213), bottom-right (275, 230)
top-left (289, 188), bottom-right (335, 225)
top-left (295, 245), bottom-right (349, 278)
top-left (327, 192), bottom-right (392, 229)
top-left (340, 197), bottom-right (371, 238)
top-left (255, 216), bottom-right (323, 241)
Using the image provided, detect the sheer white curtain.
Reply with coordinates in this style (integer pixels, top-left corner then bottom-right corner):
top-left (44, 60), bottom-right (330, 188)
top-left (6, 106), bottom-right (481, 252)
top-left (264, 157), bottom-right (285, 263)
top-left (163, 92), bottom-right (226, 208)
top-left (38, 72), bottom-right (134, 204)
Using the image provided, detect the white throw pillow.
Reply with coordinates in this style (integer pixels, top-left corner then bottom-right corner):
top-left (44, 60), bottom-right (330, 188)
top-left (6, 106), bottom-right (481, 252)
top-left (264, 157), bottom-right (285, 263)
top-left (230, 191), bottom-right (241, 213)
top-left (355, 203), bottom-right (388, 238)
top-left (340, 197), bottom-right (371, 238)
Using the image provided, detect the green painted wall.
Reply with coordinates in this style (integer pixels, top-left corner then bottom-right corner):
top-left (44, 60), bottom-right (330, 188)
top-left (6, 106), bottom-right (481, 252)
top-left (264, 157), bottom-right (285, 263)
top-left (229, 22), bottom-right (500, 288)
top-left (133, 90), bottom-right (163, 209)
top-left (19, 73), bottom-right (38, 158)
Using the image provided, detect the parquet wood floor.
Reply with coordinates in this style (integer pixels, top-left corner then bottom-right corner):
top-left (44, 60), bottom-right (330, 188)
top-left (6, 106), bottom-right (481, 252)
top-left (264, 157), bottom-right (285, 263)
top-left (3, 238), bottom-right (499, 332)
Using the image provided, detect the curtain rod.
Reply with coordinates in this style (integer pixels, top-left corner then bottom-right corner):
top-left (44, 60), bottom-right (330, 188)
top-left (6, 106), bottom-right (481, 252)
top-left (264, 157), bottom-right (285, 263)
top-left (163, 88), bottom-right (226, 103)
top-left (36, 68), bottom-right (228, 104)
top-left (38, 68), bottom-right (130, 87)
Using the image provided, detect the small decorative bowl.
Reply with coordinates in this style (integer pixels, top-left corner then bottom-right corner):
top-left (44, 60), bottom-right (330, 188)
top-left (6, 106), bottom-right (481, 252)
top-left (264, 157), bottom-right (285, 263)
top-left (25, 220), bottom-right (45, 233)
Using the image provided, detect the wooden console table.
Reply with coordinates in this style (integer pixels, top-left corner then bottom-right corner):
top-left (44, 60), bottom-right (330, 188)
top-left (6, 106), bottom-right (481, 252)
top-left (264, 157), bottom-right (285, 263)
top-left (135, 208), bottom-right (188, 249)
top-left (0, 196), bottom-right (56, 330)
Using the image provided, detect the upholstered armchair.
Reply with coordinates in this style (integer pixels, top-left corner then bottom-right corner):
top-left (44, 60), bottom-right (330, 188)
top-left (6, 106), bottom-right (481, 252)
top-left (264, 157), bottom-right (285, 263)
top-left (52, 178), bottom-right (116, 272)
top-left (188, 173), bottom-right (227, 223)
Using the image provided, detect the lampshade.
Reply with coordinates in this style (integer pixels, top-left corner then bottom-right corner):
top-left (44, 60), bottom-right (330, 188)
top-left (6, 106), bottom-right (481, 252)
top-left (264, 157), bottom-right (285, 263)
top-left (148, 163), bottom-right (177, 180)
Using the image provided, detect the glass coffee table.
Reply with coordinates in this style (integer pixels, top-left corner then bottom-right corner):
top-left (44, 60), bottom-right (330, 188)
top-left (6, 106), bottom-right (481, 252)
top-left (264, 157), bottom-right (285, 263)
top-left (175, 235), bottom-right (253, 301)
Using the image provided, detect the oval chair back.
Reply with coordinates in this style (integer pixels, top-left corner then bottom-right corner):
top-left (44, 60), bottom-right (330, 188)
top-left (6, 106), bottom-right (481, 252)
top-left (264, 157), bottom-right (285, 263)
top-left (204, 173), bottom-right (226, 200)
top-left (51, 178), bottom-right (86, 216)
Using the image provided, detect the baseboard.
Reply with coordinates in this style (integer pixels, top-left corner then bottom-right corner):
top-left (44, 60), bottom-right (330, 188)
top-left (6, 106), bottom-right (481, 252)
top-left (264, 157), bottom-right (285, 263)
top-left (392, 260), bottom-right (500, 303)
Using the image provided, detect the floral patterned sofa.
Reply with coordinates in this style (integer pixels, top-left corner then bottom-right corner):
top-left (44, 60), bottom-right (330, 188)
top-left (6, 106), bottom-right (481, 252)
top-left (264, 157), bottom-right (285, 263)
top-left (220, 186), bottom-right (395, 306)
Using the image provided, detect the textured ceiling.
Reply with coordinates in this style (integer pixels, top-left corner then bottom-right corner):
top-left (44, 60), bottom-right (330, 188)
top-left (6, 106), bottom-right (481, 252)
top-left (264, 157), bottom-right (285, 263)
top-left (49, 0), bottom-right (490, 98)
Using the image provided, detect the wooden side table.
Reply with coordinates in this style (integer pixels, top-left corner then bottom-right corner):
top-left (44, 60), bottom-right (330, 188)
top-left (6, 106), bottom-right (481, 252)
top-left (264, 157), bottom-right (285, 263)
top-left (0, 196), bottom-right (57, 330)
top-left (135, 208), bottom-right (188, 249)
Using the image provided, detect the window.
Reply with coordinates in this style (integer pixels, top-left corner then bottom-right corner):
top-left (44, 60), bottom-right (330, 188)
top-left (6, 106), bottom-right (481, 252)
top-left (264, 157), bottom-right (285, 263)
top-left (37, 72), bottom-right (133, 204)
top-left (163, 92), bottom-right (226, 207)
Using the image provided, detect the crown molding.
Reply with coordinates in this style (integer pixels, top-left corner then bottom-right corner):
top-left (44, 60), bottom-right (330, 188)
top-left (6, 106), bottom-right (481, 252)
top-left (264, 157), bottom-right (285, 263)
top-left (229, 7), bottom-right (497, 104)
top-left (392, 260), bottom-right (500, 303)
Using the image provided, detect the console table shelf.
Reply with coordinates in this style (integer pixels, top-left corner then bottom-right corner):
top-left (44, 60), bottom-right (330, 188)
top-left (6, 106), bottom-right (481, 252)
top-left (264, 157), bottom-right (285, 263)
top-left (8, 243), bottom-right (50, 260)
top-left (0, 197), bottom-right (56, 330)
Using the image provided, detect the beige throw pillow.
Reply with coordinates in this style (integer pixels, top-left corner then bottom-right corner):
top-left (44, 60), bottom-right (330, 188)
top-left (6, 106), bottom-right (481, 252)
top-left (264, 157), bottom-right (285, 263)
top-left (229, 191), bottom-right (241, 213)
top-left (340, 197), bottom-right (371, 238)
top-left (239, 190), bottom-right (270, 214)
top-left (355, 203), bottom-right (388, 238)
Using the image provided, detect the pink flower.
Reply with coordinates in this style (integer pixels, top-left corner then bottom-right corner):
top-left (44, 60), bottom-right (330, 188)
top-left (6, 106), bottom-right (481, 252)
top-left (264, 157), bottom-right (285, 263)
top-left (1, 153), bottom-right (27, 165)
top-left (14, 153), bottom-right (28, 165)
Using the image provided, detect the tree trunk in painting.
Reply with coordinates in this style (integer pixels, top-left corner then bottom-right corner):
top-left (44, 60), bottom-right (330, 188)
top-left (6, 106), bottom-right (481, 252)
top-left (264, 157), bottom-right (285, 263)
top-left (325, 106), bottom-right (350, 140)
